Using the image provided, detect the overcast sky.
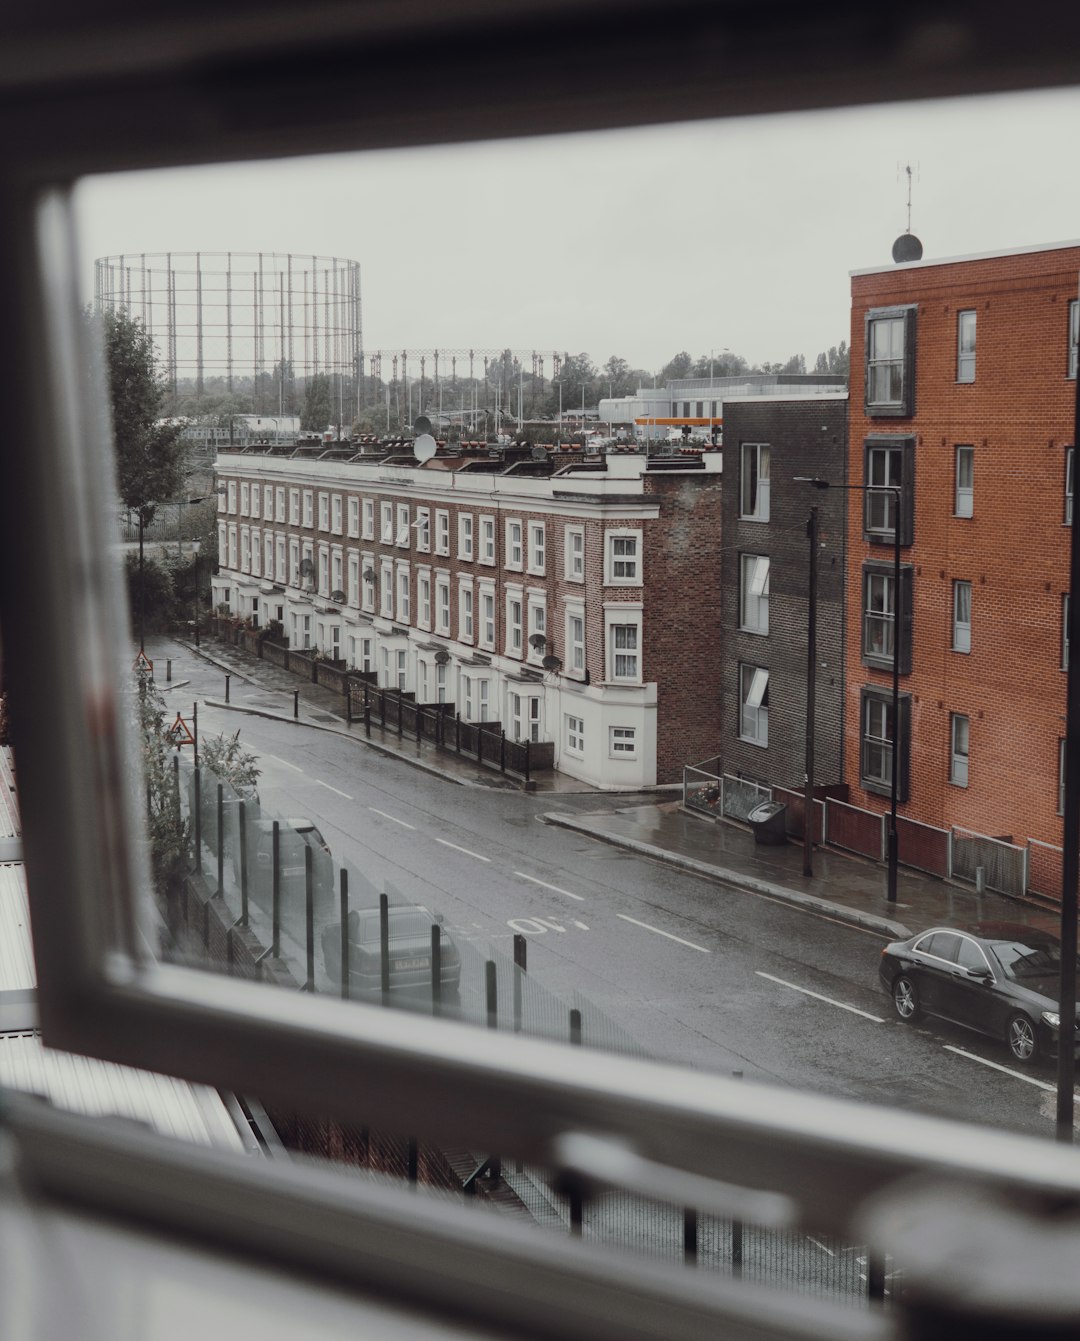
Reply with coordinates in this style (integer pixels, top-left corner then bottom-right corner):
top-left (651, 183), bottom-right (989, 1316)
top-left (74, 86), bottom-right (1080, 376)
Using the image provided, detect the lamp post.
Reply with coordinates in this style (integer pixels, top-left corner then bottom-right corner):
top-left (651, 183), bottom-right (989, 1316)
top-left (796, 476), bottom-right (902, 905)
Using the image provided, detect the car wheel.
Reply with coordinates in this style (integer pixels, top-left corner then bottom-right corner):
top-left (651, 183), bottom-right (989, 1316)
top-left (1006, 1013), bottom-right (1038, 1063)
top-left (892, 974), bottom-right (920, 1021)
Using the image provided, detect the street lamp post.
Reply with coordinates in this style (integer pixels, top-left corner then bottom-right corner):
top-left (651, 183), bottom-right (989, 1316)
top-left (796, 476), bottom-right (902, 905)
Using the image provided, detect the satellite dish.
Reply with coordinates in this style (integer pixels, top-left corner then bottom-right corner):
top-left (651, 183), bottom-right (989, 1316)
top-left (530, 445), bottom-right (548, 461)
top-left (362, 568), bottom-right (376, 582)
top-left (891, 232), bottom-right (923, 263)
top-left (299, 558), bottom-right (314, 578)
top-left (528, 633), bottom-right (547, 650)
top-left (433, 648), bottom-right (451, 665)
top-left (541, 654), bottom-right (561, 672)
top-left (414, 415), bottom-right (433, 435)
top-left (330, 590), bottom-right (347, 604)
top-left (414, 432), bottom-right (437, 463)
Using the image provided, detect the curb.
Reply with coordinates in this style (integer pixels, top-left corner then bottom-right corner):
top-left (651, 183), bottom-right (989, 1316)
top-left (542, 811), bottom-right (913, 940)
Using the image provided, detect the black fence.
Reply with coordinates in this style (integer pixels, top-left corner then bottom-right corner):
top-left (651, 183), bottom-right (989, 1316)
top-left (351, 682), bottom-right (554, 782)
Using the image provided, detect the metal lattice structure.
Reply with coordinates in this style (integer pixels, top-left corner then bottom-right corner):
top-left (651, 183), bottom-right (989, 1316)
top-left (94, 251), bottom-right (362, 415)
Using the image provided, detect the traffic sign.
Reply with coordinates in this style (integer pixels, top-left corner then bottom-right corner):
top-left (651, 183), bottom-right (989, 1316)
top-left (133, 650), bottom-right (154, 674)
top-left (167, 712), bottom-right (196, 747)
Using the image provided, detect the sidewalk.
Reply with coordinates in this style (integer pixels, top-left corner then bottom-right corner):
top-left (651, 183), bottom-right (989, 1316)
top-left (149, 634), bottom-right (1063, 941)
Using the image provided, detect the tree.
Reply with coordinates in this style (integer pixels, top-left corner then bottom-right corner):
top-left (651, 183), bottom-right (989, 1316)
top-left (199, 730), bottom-right (261, 801)
top-left (661, 351), bottom-right (694, 381)
top-left (102, 308), bottom-right (187, 529)
top-left (814, 341), bottom-right (850, 378)
top-left (301, 373), bottom-right (332, 431)
top-left (134, 671), bottom-right (190, 897)
top-left (781, 354), bottom-right (806, 375)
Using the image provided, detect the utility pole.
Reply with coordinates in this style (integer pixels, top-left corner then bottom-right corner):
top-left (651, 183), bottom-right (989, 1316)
top-left (803, 506), bottom-right (819, 877)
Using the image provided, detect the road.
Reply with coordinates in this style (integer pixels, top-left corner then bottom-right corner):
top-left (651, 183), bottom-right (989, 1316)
top-left (156, 641), bottom-right (1069, 1143)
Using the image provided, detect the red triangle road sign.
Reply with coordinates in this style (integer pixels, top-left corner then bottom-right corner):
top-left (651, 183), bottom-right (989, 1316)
top-left (167, 712), bottom-right (195, 747)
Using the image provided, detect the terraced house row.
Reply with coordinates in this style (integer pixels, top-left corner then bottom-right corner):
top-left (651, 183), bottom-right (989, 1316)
top-left (212, 446), bottom-right (723, 788)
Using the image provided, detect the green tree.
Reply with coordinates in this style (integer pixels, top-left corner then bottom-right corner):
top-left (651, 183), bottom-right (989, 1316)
top-left (660, 350), bottom-right (694, 381)
top-left (301, 373), bottom-right (332, 431)
top-left (135, 671), bottom-right (190, 896)
top-left (102, 308), bottom-right (187, 529)
top-left (200, 730), bottom-right (261, 799)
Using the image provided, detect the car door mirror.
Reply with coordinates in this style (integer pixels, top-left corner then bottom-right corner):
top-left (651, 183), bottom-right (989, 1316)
top-left (967, 964), bottom-right (992, 980)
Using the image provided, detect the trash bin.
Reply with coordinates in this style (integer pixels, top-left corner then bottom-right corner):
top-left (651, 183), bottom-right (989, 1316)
top-left (746, 799), bottom-right (787, 845)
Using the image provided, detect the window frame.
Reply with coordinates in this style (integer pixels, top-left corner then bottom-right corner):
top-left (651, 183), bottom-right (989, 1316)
top-left (527, 520), bottom-right (546, 575)
top-left (950, 712), bottom-right (970, 787)
top-left (458, 512), bottom-right (474, 561)
top-left (609, 725), bottom-right (637, 757)
top-left (1069, 298), bottom-right (1078, 380)
top-left (565, 524), bottom-right (585, 581)
top-left (953, 578), bottom-right (972, 653)
top-left (739, 442), bottom-right (770, 522)
top-left (955, 445), bottom-right (974, 518)
top-left (738, 663), bottom-right (769, 747)
top-left (505, 517), bottom-right (523, 571)
top-left (957, 308), bottom-right (976, 383)
top-left (605, 528), bottom-right (642, 585)
top-left (863, 436), bottom-right (915, 546)
top-left (739, 553), bottom-right (770, 635)
top-left (864, 304), bottom-right (916, 417)
top-left (605, 607), bottom-right (642, 683)
top-left (861, 560), bottom-right (913, 673)
top-left (859, 685), bottom-right (912, 801)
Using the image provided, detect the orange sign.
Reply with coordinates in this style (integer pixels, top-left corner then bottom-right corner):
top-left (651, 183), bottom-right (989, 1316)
top-left (167, 713), bottom-right (195, 747)
top-left (133, 650), bottom-right (154, 673)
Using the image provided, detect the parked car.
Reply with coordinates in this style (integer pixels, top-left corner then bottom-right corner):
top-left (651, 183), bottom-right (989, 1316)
top-left (239, 816), bottom-right (332, 908)
top-left (879, 922), bottom-right (1080, 1064)
top-left (321, 903), bottom-right (461, 996)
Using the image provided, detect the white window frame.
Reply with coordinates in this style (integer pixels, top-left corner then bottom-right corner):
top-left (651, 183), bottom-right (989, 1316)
top-left (227, 480), bottom-right (237, 514)
top-left (740, 442), bottom-right (770, 521)
top-left (228, 524), bottom-right (238, 569)
top-left (605, 529), bottom-right (641, 585)
top-left (250, 527), bottom-right (261, 577)
top-left (362, 497), bottom-right (375, 540)
top-left (415, 506), bottom-right (431, 552)
top-left (303, 489), bottom-right (314, 528)
top-left (527, 521), bottom-right (546, 575)
top-left (380, 559), bottom-right (394, 618)
top-left (240, 481), bottom-right (249, 516)
top-left (609, 725), bottom-right (637, 757)
top-left (289, 537), bottom-right (300, 587)
top-left (950, 712), bottom-right (970, 787)
top-left (953, 579), bottom-right (972, 653)
top-left (506, 588), bottom-right (524, 658)
top-left (479, 514), bottom-right (495, 565)
top-left (250, 482), bottom-right (259, 517)
top-left (348, 552), bottom-right (360, 608)
top-left (263, 485), bottom-right (273, 522)
top-left (435, 571), bottom-right (451, 635)
top-left (217, 522), bottom-right (227, 566)
top-left (417, 568), bottom-right (432, 630)
top-left (381, 501), bottom-right (394, 544)
top-left (566, 603), bottom-right (586, 677)
top-left (479, 581), bottom-right (496, 651)
top-left (347, 496), bottom-right (360, 538)
top-left (318, 491), bottom-right (330, 532)
top-left (435, 508), bottom-right (450, 555)
top-left (361, 552), bottom-right (376, 613)
top-left (739, 663), bottom-right (769, 746)
top-left (289, 487), bottom-right (300, 525)
top-left (317, 544), bottom-right (330, 596)
top-left (332, 493), bottom-right (343, 535)
top-left (957, 308), bottom-right (976, 383)
top-left (458, 512), bottom-right (474, 561)
top-left (565, 713), bottom-right (585, 755)
top-left (955, 445), bottom-right (974, 518)
top-left (276, 536), bottom-right (286, 583)
top-left (605, 608), bottom-right (642, 683)
top-left (331, 547), bottom-right (343, 599)
top-left (396, 561), bottom-right (411, 623)
top-left (527, 593), bottom-right (547, 664)
top-left (264, 532), bottom-right (274, 578)
top-left (459, 577), bottom-right (474, 643)
top-left (396, 503), bottom-right (410, 548)
top-left (275, 486), bottom-right (285, 522)
top-left (505, 518), bottom-right (523, 570)
top-left (739, 554), bottom-right (770, 634)
top-left (1070, 298), bottom-right (1078, 380)
top-left (565, 524), bottom-right (585, 582)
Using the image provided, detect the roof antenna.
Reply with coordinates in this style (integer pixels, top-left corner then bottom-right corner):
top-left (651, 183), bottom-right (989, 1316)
top-left (892, 161), bottom-right (923, 263)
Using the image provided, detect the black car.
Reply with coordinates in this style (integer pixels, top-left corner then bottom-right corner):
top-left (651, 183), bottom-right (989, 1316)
top-left (878, 922), bottom-right (1080, 1064)
top-left (322, 904), bottom-right (461, 996)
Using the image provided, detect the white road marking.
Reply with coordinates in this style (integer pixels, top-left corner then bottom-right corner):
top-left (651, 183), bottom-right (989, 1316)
top-left (435, 837), bottom-right (491, 863)
top-left (266, 754), bottom-right (304, 773)
top-left (513, 871), bottom-right (585, 901)
top-left (617, 914), bottom-right (710, 953)
top-left (807, 1237), bottom-right (835, 1257)
top-left (944, 1045), bottom-right (1056, 1091)
top-left (755, 972), bottom-right (885, 1023)
top-left (368, 807), bottom-right (415, 830)
top-left (316, 780), bottom-right (353, 800)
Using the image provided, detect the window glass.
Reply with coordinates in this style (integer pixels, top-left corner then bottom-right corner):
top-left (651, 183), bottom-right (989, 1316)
top-left (955, 446), bottom-right (974, 517)
top-left (957, 309), bottom-right (976, 382)
top-left (956, 937), bottom-right (989, 973)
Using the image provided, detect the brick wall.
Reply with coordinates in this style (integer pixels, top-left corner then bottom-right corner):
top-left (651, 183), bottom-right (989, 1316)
top-left (719, 398), bottom-right (849, 791)
top-left (846, 244), bottom-right (1080, 849)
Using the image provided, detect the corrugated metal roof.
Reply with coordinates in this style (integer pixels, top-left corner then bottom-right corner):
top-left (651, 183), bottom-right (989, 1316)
top-left (0, 746), bottom-right (19, 840)
top-left (0, 862), bottom-right (248, 1152)
top-left (0, 864), bottom-right (34, 991)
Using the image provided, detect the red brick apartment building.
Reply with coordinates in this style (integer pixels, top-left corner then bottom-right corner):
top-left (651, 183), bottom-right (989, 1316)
top-left (846, 240), bottom-right (1080, 856)
top-left (212, 446), bottom-right (723, 788)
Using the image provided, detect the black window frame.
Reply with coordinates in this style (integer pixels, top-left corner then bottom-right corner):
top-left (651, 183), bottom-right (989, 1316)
top-left (859, 685), bottom-right (912, 802)
top-left (864, 304), bottom-right (917, 417)
top-left (861, 559), bottom-right (913, 674)
top-left (863, 435), bottom-right (915, 546)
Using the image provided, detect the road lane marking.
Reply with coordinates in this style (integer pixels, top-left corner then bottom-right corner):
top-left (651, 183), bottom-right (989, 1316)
top-left (513, 871), bottom-right (585, 901)
top-left (266, 754), bottom-right (304, 773)
top-left (755, 972), bottom-right (884, 1022)
top-left (616, 914), bottom-right (709, 953)
top-left (435, 837), bottom-right (491, 863)
top-left (368, 807), bottom-right (415, 829)
top-left (807, 1237), bottom-right (835, 1257)
top-left (944, 1045), bottom-right (1056, 1091)
top-left (316, 780), bottom-right (353, 800)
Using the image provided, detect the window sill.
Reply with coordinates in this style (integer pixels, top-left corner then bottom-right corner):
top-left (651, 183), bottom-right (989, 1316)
top-left (738, 736), bottom-right (768, 749)
top-left (861, 778), bottom-right (893, 799)
top-left (739, 625), bottom-right (769, 637)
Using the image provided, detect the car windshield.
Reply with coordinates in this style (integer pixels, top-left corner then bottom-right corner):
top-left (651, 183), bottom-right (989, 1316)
top-left (989, 934), bottom-right (1064, 980)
